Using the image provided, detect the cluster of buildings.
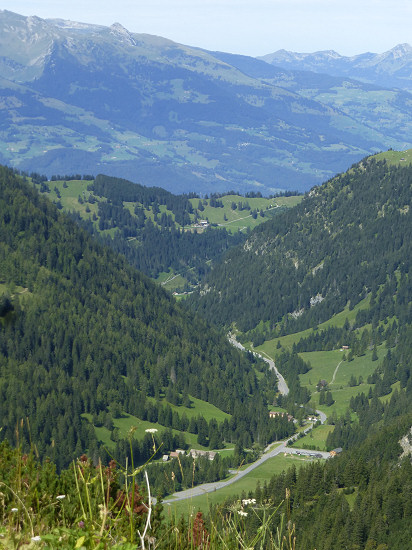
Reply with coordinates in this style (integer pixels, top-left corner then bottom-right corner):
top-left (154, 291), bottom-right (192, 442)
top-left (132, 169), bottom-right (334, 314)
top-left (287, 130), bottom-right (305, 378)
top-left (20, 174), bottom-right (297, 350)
top-left (269, 411), bottom-right (294, 422)
top-left (192, 219), bottom-right (209, 229)
top-left (162, 448), bottom-right (217, 462)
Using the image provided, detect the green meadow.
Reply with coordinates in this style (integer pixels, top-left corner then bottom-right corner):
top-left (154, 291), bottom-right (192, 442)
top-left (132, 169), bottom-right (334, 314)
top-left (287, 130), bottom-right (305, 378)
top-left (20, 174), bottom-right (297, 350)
top-left (34, 178), bottom-right (302, 238)
top-left (190, 194), bottom-right (302, 233)
top-left (86, 395), bottom-right (231, 453)
top-left (298, 345), bottom-right (386, 417)
top-left (145, 395), bottom-right (231, 424)
top-left (89, 413), bottom-right (230, 454)
top-left (256, 295), bottom-right (371, 356)
top-left (375, 148), bottom-right (412, 166)
top-left (299, 345), bottom-right (385, 390)
top-left (291, 424), bottom-right (334, 451)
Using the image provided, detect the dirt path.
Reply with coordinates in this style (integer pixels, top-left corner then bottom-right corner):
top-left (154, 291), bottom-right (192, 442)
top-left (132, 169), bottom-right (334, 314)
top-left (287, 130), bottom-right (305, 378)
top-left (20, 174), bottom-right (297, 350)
top-left (161, 274), bottom-right (179, 285)
top-left (331, 361), bottom-right (343, 384)
top-left (218, 205), bottom-right (279, 227)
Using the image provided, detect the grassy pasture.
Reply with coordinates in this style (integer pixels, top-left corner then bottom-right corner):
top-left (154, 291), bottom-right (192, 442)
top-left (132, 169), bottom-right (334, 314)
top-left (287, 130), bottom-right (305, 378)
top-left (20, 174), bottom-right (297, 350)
top-left (375, 148), bottom-right (412, 166)
top-left (310, 385), bottom-right (374, 418)
top-left (145, 395), bottom-right (231, 424)
top-left (291, 424), bottom-right (334, 451)
top-left (256, 295), bottom-right (371, 356)
top-left (298, 345), bottom-right (386, 417)
top-left (89, 413), bottom-right (225, 453)
top-left (36, 179), bottom-right (301, 238)
top-left (299, 345), bottom-right (385, 390)
top-left (190, 194), bottom-right (302, 233)
top-left (252, 307), bottom-right (390, 447)
top-left (157, 272), bottom-right (189, 292)
top-left (0, 282), bottom-right (33, 313)
top-left (86, 395), bottom-right (231, 453)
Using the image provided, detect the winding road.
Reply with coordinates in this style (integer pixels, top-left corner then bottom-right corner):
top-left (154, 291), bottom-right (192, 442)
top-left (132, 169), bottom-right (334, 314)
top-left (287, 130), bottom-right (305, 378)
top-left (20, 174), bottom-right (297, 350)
top-left (227, 333), bottom-right (289, 396)
top-left (160, 338), bottom-right (327, 504)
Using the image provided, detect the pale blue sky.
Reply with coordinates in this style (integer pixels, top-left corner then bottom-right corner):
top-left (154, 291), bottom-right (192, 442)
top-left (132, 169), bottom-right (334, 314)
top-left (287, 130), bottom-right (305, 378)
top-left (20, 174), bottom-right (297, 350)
top-left (1, 0), bottom-right (411, 56)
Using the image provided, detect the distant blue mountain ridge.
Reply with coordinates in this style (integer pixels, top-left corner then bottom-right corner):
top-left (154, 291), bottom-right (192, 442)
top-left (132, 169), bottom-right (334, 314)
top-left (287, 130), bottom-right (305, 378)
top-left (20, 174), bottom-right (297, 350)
top-left (1, 9), bottom-right (411, 194)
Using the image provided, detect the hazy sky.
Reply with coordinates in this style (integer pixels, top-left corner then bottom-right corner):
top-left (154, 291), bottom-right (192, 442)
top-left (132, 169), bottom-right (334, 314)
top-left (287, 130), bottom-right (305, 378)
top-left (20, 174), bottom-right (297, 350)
top-left (2, 0), bottom-right (411, 57)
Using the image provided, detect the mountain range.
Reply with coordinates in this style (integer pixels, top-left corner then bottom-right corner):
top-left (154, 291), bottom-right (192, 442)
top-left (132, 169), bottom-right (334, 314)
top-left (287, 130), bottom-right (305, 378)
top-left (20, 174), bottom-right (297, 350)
top-left (1, 10), bottom-right (412, 194)
top-left (259, 44), bottom-right (412, 91)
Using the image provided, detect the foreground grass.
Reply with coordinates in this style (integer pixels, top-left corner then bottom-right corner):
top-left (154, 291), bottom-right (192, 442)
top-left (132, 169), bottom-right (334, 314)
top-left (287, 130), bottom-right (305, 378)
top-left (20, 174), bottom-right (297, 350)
top-left (0, 441), bottom-right (297, 549)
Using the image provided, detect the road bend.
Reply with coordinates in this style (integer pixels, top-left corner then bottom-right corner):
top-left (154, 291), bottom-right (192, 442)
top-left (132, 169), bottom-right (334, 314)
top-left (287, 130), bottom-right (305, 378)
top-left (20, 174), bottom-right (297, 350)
top-left (228, 333), bottom-right (289, 396)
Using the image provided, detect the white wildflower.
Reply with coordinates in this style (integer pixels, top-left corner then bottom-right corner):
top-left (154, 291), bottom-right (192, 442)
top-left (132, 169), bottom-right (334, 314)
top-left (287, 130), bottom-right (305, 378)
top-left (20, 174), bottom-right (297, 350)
top-left (31, 536), bottom-right (41, 542)
top-left (56, 495), bottom-right (66, 500)
top-left (11, 508), bottom-right (18, 513)
top-left (242, 498), bottom-right (256, 506)
top-left (145, 428), bottom-right (158, 434)
top-left (237, 510), bottom-right (248, 517)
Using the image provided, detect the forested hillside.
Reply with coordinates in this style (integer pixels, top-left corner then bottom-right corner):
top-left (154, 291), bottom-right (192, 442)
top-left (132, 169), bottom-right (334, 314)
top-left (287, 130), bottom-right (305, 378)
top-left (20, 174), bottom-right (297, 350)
top-left (74, 174), bottom-right (246, 282)
top-left (31, 173), bottom-right (292, 290)
top-left (229, 410), bottom-right (412, 549)
top-left (0, 166), bottom-right (277, 470)
top-left (195, 153), bottom-right (412, 549)
top-left (227, 323), bottom-right (412, 549)
top-left (189, 156), bottom-right (412, 336)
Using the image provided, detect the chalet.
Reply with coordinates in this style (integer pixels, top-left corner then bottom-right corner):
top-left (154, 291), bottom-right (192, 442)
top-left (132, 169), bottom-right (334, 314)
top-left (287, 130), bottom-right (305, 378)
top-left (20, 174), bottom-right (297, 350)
top-left (269, 411), bottom-right (294, 421)
top-left (189, 449), bottom-right (216, 460)
top-left (162, 455), bottom-right (169, 462)
top-left (330, 447), bottom-right (343, 457)
top-left (169, 449), bottom-right (186, 459)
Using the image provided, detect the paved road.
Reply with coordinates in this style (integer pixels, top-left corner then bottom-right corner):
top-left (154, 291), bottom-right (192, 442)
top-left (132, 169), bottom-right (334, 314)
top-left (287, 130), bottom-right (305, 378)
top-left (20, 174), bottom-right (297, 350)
top-left (258, 349), bottom-right (289, 396)
top-left (164, 441), bottom-right (288, 503)
top-left (228, 333), bottom-right (289, 396)
top-left (316, 409), bottom-right (327, 424)
top-left (163, 411), bottom-right (329, 504)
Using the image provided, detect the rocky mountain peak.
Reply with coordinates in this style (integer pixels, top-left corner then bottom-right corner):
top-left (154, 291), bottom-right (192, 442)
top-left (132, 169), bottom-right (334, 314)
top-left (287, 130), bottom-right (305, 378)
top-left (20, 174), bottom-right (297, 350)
top-left (109, 22), bottom-right (137, 46)
top-left (390, 43), bottom-right (412, 56)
